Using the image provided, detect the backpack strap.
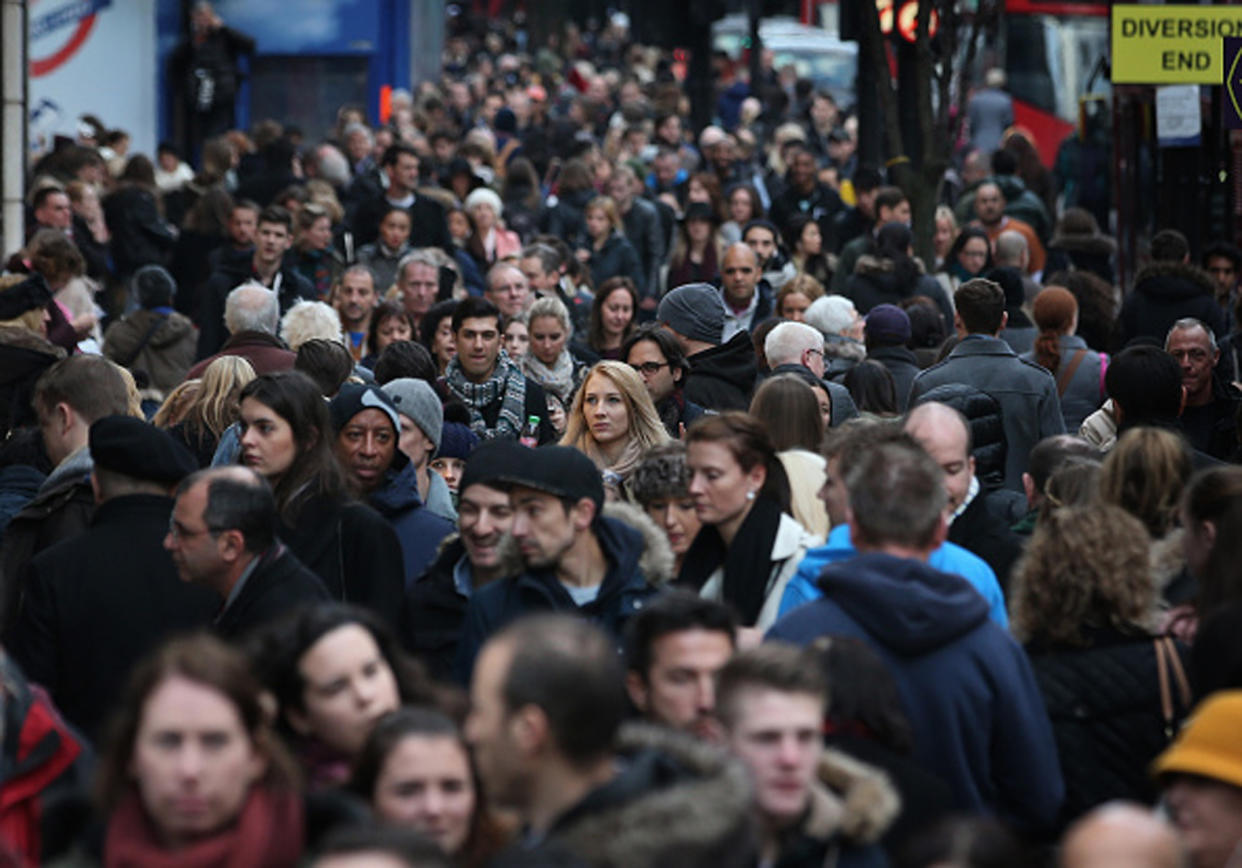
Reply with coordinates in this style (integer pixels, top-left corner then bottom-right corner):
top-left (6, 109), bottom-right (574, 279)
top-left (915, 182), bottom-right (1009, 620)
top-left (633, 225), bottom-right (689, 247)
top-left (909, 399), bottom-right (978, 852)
top-left (116, 314), bottom-right (168, 369)
top-left (1057, 348), bottom-right (1089, 397)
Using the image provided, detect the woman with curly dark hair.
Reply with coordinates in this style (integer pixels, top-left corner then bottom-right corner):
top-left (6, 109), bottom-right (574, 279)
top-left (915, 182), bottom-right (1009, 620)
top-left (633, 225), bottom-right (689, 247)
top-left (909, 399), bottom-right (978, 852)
top-left (1011, 504), bottom-right (1190, 826)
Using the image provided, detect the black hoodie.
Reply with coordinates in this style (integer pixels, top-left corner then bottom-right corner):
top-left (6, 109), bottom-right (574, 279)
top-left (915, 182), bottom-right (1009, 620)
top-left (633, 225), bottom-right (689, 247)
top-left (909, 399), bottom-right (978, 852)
top-left (683, 331), bottom-right (758, 412)
top-left (1117, 260), bottom-right (1226, 348)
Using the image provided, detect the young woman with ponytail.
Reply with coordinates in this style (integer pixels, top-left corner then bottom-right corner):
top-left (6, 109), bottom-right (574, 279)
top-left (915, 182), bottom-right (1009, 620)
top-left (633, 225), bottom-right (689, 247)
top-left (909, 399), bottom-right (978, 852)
top-left (1022, 286), bottom-right (1108, 432)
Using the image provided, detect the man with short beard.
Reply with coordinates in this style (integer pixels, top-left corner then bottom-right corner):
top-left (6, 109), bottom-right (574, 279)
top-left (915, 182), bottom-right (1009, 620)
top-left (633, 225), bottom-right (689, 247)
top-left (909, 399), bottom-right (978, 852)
top-left (332, 264), bottom-right (377, 361)
top-left (401, 440), bottom-right (522, 680)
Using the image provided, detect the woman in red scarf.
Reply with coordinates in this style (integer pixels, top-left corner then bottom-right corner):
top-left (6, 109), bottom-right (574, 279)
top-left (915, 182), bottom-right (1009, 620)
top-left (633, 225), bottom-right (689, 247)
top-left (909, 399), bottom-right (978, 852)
top-left (95, 634), bottom-right (304, 868)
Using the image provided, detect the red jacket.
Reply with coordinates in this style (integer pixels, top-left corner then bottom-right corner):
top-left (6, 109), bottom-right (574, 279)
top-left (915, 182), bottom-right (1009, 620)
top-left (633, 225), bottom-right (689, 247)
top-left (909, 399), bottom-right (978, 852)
top-left (0, 656), bottom-right (86, 865)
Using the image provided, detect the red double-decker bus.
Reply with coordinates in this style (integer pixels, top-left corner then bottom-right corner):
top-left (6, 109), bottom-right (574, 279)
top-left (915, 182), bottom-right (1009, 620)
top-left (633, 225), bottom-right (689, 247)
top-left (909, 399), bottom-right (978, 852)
top-left (1002, 0), bottom-right (1110, 167)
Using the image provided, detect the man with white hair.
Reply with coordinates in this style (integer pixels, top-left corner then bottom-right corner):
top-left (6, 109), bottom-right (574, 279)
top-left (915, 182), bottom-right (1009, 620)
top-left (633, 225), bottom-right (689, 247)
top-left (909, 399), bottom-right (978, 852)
top-left (803, 295), bottom-right (866, 380)
top-left (279, 300), bottom-right (344, 353)
top-left (186, 282), bottom-right (295, 378)
top-left (309, 142), bottom-right (352, 191)
top-left (764, 320), bottom-right (858, 427)
top-left (764, 321), bottom-right (827, 379)
top-left (196, 204), bottom-right (315, 357)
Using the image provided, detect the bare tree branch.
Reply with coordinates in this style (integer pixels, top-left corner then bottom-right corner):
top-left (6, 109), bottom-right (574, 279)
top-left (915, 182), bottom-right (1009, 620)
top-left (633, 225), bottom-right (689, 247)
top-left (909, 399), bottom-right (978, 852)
top-left (859, 0), bottom-right (906, 171)
top-left (952, 0), bottom-right (992, 148)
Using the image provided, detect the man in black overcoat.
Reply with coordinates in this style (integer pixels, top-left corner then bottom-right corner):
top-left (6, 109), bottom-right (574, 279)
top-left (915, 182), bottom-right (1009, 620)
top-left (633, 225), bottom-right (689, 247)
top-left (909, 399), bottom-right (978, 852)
top-left (6, 416), bottom-right (219, 740)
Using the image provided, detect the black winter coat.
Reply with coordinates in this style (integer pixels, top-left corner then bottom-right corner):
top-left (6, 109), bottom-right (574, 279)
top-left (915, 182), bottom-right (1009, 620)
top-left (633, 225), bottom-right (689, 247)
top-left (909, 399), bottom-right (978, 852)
top-left (948, 490), bottom-right (1024, 592)
top-left (1026, 628), bottom-right (1190, 828)
top-left (401, 536), bottom-right (523, 681)
top-left (684, 332), bottom-right (758, 412)
top-left (168, 230), bottom-right (226, 317)
top-left (0, 326), bottom-right (62, 438)
top-left (278, 494), bottom-right (406, 630)
top-left (621, 197), bottom-right (665, 299)
top-left (1117, 261), bottom-right (1227, 347)
top-left (865, 345), bottom-right (920, 412)
top-left (912, 382), bottom-right (1007, 491)
top-left (214, 544), bottom-right (331, 641)
top-left (102, 186), bottom-right (177, 278)
top-left (454, 505), bottom-right (674, 683)
top-left (845, 255), bottom-right (954, 330)
top-left (0, 451), bottom-right (95, 634)
top-left (351, 194), bottom-right (452, 252)
top-left (587, 232), bottom-right (643, 295)
top-left (402, 538), bottom-right (472, 681)
top-left (196, 254), bottom-right (316, 358)
top-left (540, 188), bottom-right (596, 249)
top-left (6, 495), bottom-right (219, 739)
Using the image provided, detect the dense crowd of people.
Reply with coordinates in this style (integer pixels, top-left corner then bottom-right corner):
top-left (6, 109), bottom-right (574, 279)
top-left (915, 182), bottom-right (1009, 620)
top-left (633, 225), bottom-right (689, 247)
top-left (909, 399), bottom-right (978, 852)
top-left (4, 4), bottom-right (1242, 867)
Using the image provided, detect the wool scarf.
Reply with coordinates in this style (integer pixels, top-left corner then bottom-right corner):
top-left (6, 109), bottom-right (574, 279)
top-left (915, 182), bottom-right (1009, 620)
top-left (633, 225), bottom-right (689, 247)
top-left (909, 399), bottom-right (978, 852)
top-left (445, 350), bottom-right (528, 439)
top-left (103, 786), bottom-right (303, 868)
top-left (522, 349), bottom-right (578, 404)
top-left (678, 495), bottom-right (784, 626)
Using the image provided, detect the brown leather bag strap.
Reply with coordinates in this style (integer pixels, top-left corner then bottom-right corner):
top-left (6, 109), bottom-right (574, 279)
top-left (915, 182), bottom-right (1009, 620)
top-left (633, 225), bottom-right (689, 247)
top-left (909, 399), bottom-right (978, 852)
top-left (1155, 637), bottom-right (1192, 739)
top-left (1057, 349), bottom-right (1089, 397)
top-left (1164, 636), bottom-right (1192, 709)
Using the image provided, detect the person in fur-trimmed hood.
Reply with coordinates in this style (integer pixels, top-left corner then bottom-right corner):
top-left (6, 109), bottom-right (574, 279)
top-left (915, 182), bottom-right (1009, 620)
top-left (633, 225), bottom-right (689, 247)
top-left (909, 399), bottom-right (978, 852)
top-left (465, 614), bottom-right (758, 868)
top-left (713, 643), bottom-right (897, 868)
top-left (453, 445), bottom-right (675, 683)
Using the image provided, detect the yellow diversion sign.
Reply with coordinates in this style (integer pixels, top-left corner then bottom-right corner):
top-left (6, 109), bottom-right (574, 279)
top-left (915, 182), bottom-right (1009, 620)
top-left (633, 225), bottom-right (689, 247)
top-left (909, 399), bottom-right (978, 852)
top-left (1112, 5), bottom-right (1242, 84)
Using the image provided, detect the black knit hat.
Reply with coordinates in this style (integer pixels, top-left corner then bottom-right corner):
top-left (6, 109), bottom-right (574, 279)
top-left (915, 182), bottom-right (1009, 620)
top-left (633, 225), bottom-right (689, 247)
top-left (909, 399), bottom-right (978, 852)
top-left (0, 273), bottom-right (52, 322)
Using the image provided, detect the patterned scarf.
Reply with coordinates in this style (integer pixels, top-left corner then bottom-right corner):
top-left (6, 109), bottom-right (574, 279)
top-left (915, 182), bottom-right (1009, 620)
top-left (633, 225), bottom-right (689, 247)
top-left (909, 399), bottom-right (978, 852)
top-left (522, 349), bottom-right (579, 404)
top-left (444, 350), bottom-right (528, 439)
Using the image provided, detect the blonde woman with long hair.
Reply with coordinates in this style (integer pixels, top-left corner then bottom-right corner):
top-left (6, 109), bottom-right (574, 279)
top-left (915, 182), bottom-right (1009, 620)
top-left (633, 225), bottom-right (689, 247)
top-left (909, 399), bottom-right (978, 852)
top-left (168, 356), bottom-right (257, 467)
top-left (561, 360), bottom-right (669, 487)
top-left (151, 379), bottom-right (201, 428)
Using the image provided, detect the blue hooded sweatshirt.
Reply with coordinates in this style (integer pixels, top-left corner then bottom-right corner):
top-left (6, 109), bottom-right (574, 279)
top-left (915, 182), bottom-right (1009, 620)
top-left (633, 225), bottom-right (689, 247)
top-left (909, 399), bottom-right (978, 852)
top-left (777, 524), bottom-right (1008, 627)
top-left (767, 552), bottom-right (1063, 832)
top-left (368, 454), bottom-right (455, 589)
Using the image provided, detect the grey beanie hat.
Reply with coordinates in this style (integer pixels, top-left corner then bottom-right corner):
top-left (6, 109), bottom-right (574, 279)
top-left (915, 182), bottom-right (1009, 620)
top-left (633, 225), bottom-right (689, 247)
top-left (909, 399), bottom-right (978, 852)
top-left (657, 282), bottom-right (726, 346)
top-left (382, 378), bottom-right (443, 451)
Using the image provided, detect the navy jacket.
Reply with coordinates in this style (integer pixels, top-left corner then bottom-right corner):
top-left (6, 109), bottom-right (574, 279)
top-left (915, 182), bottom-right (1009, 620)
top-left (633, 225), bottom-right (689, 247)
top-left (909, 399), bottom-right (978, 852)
top-left (767, 552), bottom-right (1063, 832)
top-left (368, 456), bottom-right (455, 590)
top-left (454, 514), bottom-right (665, 683)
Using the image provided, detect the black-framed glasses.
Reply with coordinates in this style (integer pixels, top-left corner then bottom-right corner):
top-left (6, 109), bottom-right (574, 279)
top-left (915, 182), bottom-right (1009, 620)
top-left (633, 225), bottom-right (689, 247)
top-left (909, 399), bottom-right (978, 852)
top-left (630, 361), bottom-right (668, 375)
top-left (167, 516), bottom-right (223, 540)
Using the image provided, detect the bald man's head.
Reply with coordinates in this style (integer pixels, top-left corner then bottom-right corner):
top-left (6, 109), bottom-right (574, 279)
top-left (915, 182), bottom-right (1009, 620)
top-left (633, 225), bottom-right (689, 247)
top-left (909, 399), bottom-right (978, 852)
top-left (1060, 803), bottom-right (1184, 868)
top-left (904, 402), bottom-right (975, 513)
top-left (721, 242), bottom-right (760, 309)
